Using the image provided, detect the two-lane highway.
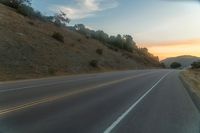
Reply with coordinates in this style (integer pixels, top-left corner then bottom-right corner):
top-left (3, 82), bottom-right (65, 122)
top-left (0, 70), bottom-right (199, 133)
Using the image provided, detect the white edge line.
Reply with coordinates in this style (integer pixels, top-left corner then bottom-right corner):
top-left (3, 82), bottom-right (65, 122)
top-left (103, 71), bottom-right (171, 133)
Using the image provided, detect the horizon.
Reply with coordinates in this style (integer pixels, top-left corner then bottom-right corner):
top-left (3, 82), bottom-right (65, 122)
top-left (32, 0), bottom-right (200, 60)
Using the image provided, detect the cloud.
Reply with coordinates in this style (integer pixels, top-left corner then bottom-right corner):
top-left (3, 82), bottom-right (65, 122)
top-left (51, 0), bottom-right (119, 20)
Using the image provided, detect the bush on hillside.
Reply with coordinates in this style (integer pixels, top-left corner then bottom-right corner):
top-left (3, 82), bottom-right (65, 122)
top-left (191, 61), bottom-right (200, 69)
top-left (48, 68), bottom-right (56, 75)
top-left (89, 60), bottom-right (98, 68)
top-left (72, 24), bottom-right (160, 65)
top-left (27, 21), bottom-right (34, 25)
top-left (96, 49), bottom-right (103, 55)
top-left (52, 32), bottom-right (64, 43)
top-left (170, 62), bottom-right (182, 69)
top-left (73, 24), bottom-right (137, 52)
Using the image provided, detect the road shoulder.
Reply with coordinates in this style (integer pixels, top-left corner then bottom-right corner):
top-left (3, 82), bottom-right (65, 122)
top-left (180, 70), bottom-right (200, 111)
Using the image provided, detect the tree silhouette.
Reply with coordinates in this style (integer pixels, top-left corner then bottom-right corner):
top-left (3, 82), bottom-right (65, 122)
top-left (170, 62), bottom-right (182, 69)
top-left (53, 11), bottom-right (70, 27)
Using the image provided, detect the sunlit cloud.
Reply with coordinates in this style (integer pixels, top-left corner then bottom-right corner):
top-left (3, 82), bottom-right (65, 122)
top-left (51, 0), bottom-right (119, 19)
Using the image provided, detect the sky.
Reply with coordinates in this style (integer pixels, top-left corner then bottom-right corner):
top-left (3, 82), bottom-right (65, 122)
top-left (32, 0), bottom-right (200, 60)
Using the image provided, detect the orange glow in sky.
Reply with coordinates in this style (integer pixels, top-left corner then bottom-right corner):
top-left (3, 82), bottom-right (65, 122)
top-left (143, 39), bottom-right (200, 60)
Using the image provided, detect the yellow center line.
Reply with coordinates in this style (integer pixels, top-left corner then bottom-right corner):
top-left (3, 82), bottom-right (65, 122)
top-left (0, 72), bottom-right (153, 116)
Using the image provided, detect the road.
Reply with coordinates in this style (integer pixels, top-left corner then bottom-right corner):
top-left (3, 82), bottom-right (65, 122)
top-left (0, 69), bottom-right (199, 133)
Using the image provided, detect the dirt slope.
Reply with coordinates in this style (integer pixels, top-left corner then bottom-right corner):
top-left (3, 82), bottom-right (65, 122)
top-left (0, 4), bottom-right (160, 81)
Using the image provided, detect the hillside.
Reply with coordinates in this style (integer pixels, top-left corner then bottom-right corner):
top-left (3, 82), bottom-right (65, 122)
top-left (162, 55), bottom-right (200, 68)
top-left (0, 4), bottom-right (160, 81)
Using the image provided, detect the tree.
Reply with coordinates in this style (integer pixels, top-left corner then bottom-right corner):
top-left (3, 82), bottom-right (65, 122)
top-left (75, 24), bottom-right (86, 31)
top-left (123, 35), bottom-right (138, 52)
top-left (138, 48), bottom-right (149, 56)
top-left (191, 61), bottom-right (200, 69)
top-left (52, 11), bottom-right (70, 27)
top-left (170, 62), bottom-right (182, 69)
top-left (16, 3), bottom-right (34, 16)
top-left (0, 0), bottom-right (31, 9)
top-left (74, 24), bottom-right (90, 36)
top-left (94, 30), bottom-right (109, 43)
top-left (115, 34), bottom-right (124, 49)
top-left (109, 36), bottom-right (115, 43)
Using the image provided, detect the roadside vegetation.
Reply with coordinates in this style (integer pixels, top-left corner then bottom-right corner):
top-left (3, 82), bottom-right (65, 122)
top-left (0, 0), bottom-right (159, 60)
top-left (69, 24), bottom-right (136, 52)
top-left (181, 61), bottom-right (200, 100)
top-left (52, 32), bottom-right (64, 43)
top-left (191, 61), bottom-right (200, 69)
top-left (0, 0), bottom-right (44, 20)
top-left (0, 0), bottom-right (70, 25)
top-left (0, 1), bottom-right (162, 81)
top-left (181, 69), bottom-right (200, 97)
top-left (161, 55), bottom-right (200, 68)
top-left (89, 60), bottom-right (99, 68)
top-left (170, 62), bottom-right (182, 69)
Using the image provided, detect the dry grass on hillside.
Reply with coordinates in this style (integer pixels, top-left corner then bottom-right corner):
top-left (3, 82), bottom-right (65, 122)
top-left (0, 4), bottom-right (159, 81)
top-left (181, 69), bottom-right (200, 97)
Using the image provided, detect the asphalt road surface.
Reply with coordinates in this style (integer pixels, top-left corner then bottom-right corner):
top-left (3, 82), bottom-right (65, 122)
top-left (0, 69), bottom-right (199, 133)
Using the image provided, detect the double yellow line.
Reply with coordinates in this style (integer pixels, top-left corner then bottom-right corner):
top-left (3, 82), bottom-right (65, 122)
top-left (0, 72), bottom-right (153, 117)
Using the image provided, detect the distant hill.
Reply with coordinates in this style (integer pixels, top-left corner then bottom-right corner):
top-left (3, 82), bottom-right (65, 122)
top-left (0, 4), bottom-right (160, 81)
top-left (161, 55), bottom-right (200, 68)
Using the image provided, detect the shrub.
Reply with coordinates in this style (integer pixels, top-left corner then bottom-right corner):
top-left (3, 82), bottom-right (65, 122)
top-left (48, 68), bottom-right (56, 75)
top-left (96, 49), bottom-right (103, 55)
top-left (89, 60), bottom-right (98, 68)
top-left (191, 61), bottom-right (200, 69)
top-left (170, 62), bottom-right (182, 69)
top-left (77, 38), bottom-right (81, 42)
top-left (27, 21), bottom-right (34, 25)
top-left (52, 32), bottom-right (64, 43)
